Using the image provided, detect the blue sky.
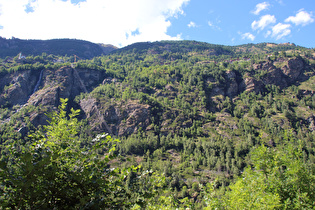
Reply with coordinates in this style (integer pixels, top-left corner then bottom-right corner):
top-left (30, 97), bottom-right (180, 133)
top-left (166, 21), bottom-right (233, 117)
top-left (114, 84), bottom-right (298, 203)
top-left (169, 0), bottom-right (314, 47)
top-left (0, 0), bottom-right (314, 48)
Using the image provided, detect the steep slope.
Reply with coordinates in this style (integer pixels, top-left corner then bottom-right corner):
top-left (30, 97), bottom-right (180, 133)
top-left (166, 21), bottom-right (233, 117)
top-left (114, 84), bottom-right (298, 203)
top-left (1, 41), bottom-right (314, 135)
top-left (1, 41), bottom-right (315, 206)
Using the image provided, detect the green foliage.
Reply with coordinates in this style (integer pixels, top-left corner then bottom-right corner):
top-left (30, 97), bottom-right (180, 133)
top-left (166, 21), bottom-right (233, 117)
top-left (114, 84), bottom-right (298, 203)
top-left (205, 132), bottom-right (315, 209)
top-left (0, 99), bottom-right (147, 209)
top-left (1, 40), bottom-right (315, 208)
top-left (0, 37), bottom-right (106, 59)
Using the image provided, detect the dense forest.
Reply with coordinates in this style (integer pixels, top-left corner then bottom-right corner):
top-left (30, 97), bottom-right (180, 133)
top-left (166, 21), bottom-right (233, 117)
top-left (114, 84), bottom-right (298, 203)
top-left (0, 37), bottom-right (117, 59)
top-left (0, 40), bottom-right (315, 209)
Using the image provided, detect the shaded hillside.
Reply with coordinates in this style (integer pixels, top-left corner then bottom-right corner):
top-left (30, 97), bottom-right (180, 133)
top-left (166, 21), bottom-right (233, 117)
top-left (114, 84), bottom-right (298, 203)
top-left (114, 40), bottom-right (233, 56)
top-left (114, 40), bottom-right (306, 58)
top-left (0, 37), bottom-right (117, 59)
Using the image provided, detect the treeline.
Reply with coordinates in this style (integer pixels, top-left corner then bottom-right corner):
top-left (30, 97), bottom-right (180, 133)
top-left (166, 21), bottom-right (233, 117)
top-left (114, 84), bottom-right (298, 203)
top-left (0, 37), bottom-right (106, 59)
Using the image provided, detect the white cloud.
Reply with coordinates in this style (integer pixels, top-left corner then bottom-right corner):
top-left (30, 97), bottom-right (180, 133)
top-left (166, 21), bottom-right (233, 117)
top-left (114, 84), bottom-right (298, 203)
top-left (241, 32), bottom-right (255, 41)
top-left (188, 21), bottom-right (196, 28)
top-left (251, 14), bottom-right (276, 30)
top-left (208, 20), bottom-right (221, 30)
top-left (271, 23), bottom-right (291, 40)
top-left (0, 0), bottom-right (189, 47)
top-left (285, 9), bottom-right (314, 26)
top-left (265, 30), bottom-right (272, 38)
top-left (275, 0), bottom-right (284, 5)
top-left (252, 2), bottom-right (270, 15)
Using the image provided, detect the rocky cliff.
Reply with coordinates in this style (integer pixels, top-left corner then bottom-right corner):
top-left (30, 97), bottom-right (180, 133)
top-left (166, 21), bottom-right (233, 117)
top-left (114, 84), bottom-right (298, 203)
top-left (0, 53), bottom-right (313, 137)
top-left (208, 57), bottom-right (306, 100)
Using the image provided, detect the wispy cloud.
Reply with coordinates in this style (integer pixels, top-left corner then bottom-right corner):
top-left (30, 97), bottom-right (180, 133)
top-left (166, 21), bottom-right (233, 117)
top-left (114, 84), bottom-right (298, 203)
top-left (251, 14), bottom-right (276, 30)
top-left (241, 32), bottom-right (255, 41)
top-left (265, 30), bottom-right (272, 38)
top-left (252, 2), bottom-right (270, 15)
top-left (271, 23), bottom-right (291, 40)
top-left (0, 0), bottom-right (190, 47)
top-left (285, 9), bottom-right (314, 26)
top-left (275, 0), bottom-right (284, 5)
top-left (208, 21), bottom-right (214, 27)
top-left (188, 21), bottom-right (197, 28)
top-left (208, 20), bottom-right (221, 30)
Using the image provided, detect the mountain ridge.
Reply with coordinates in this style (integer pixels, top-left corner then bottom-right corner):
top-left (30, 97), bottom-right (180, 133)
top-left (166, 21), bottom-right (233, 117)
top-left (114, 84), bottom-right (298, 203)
top-left (0, 37), bottom-right (309, 60)
top-left (0, 37), bottom-right (117, 59)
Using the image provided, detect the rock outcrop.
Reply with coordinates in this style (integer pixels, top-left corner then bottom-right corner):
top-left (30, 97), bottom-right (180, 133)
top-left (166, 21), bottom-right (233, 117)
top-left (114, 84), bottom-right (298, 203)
top-left (80, 98), bottom-right (151, 136)
top-left (225, 70), bottom-right (239, 98)
top-left (28, 67), bottom-right (107, 107)
top-left (281, 57), bottom-right (304, 83)
top-left (212, 57), bottom-right (306, 97)
top-left (0, 70), bottom-right (40, 106)
top-left (239, 76), bottom-right (264, 93)
top-left (0, 56), bottom-right (310, 137)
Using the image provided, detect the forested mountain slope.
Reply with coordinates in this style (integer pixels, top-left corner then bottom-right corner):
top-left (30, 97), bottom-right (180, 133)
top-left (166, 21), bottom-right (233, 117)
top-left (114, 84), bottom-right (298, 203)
top-left (0, 40), bottom-right (315, 208)
top-left (0, 37), bottom-right (117, 59)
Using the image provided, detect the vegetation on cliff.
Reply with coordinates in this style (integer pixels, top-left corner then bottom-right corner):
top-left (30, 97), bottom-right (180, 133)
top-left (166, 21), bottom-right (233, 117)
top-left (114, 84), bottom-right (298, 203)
top-left (0, 40), bottom-right (315, 208)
